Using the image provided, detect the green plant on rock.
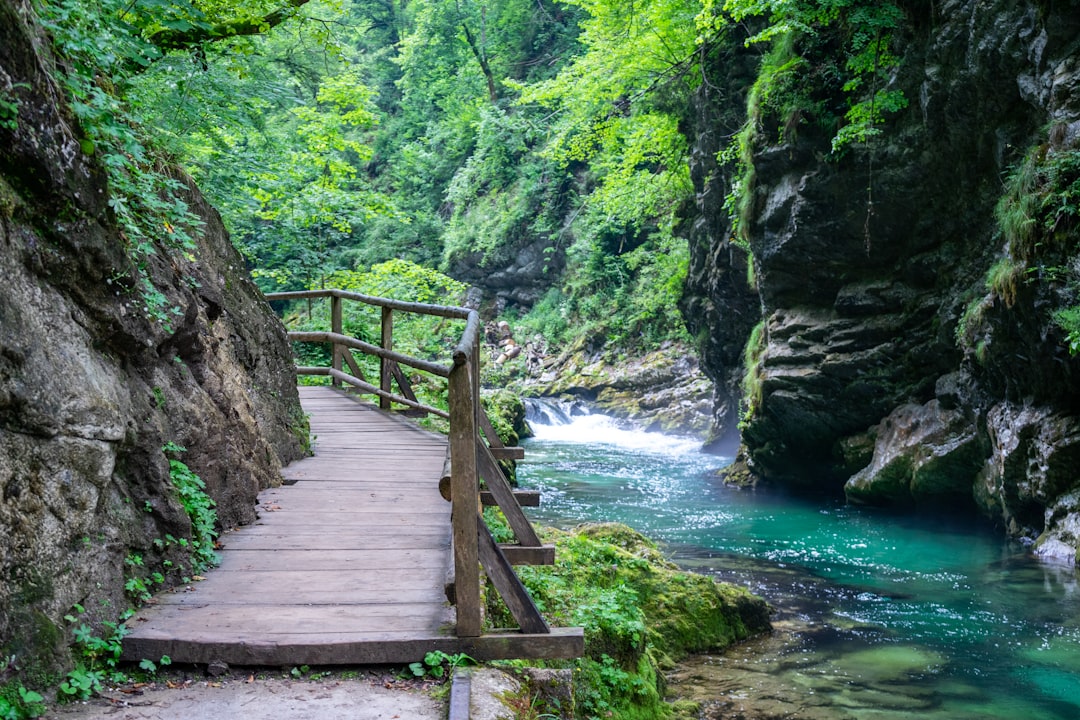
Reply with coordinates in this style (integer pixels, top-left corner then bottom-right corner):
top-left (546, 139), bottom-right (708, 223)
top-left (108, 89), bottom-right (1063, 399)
top-left (58, 606), bottom-right (131, 701)
top-left (0, 686), bottom-right (45, 720)
top-left (990, 139), bottom-right (1080, 354)
top-left (0, 655), bottom-right (45, 720)
top-left (1052, 305), bottom-right (1080, 356)
top-left (740, 320), bottom-right (767, 426)
top-left (486, 523), bottom-right (769, 719)
top-left (0, 83), bottom-right (29, 132)
top-left (37, 0), bottom-right (206, 330)
top-left (985, 257), bottom-right (1025, 308)
top-left (162, 443), bottom-right (219, 573)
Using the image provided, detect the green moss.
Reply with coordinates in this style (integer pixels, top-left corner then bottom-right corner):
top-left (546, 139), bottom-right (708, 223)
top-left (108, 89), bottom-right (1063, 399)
top-left (0, 176), bottom-right (23, 219)
top-left (287, 405), bottom-right (313, 456)
top-left (985, 257), bottom-right (1025, 308)
top-left (740, 320), bottom-right (767, 426)
top-left (481, 389), bottom-right (528, 446)
top-left (488, 522), bottom-right (770, 719)
top-left (1, 609), bottom-right (66, 695)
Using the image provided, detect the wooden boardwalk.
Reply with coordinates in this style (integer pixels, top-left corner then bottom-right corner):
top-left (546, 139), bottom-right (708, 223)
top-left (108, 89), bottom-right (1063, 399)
top-left (122, 386), bottom-right (458, 665)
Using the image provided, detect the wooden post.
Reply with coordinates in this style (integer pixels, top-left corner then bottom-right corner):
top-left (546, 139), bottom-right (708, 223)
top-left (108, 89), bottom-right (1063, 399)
top-left (380, 306), bottom-right (393, 410)
top-left (471, 333), bottom-right (481, 431)
top-left (449, 360), bottom-right (481, 637)
top-left (331, 294), bottom-right (343, 388)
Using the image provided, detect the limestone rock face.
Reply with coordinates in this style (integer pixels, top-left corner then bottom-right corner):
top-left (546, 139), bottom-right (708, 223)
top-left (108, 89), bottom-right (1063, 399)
top-left (680, 0), bottom-right (1080, 559)
top-left (445, 233), bottom-right (566, 308)
top-left (845, 401), bottom-right (984, 507)
top-left (0, 0), bottom-right (305, 675)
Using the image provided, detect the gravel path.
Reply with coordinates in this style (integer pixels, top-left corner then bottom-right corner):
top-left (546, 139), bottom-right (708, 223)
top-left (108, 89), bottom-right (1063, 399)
top-left (41, 668), bottom-right (445, 720)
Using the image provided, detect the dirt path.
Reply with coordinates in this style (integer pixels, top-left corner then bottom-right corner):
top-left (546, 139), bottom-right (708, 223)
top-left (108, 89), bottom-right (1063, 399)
top-left (42, 668), bottom-right (445, 720)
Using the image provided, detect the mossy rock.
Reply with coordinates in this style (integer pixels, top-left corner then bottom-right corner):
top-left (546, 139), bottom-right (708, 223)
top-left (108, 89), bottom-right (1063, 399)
top-left (493, 522), bottom-right (771, 719)
top-left (481, 389), bottom-right (528, 445)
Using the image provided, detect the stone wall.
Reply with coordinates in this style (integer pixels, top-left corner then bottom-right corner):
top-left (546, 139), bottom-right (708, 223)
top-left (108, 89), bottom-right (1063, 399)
top-left (0, 0), bottom-right (306, 677)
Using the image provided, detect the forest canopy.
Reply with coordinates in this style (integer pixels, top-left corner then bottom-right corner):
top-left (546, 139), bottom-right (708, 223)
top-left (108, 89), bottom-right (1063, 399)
top-left (29, 0), bottom-right (906, 350)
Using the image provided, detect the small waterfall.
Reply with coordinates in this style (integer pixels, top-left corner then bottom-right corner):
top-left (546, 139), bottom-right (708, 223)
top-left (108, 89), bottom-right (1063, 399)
top-left (524, 397), bottom-right (705, 455)
top-left (523, 397), bottom-right (581, 427)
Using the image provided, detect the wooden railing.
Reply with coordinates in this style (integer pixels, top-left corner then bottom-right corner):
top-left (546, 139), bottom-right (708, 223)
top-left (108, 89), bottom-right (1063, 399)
top-left (267, 289), bottom-right (563, 642)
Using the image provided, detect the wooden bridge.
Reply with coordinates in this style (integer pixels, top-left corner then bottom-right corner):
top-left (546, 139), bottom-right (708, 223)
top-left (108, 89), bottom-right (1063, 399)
top-left (122, 290), bottom-right (583, 665)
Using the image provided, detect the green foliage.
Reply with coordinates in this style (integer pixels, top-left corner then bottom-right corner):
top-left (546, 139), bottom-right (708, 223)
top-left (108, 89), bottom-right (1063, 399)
top-left (0, 658), bottom-right (45, 720)
top-left (137, 655), bottom-right (171, 676)
top-left (985, 257), bottom-right (1024, 308)
top-left (407, 651), bottom-right (475, 679)
top-left (163, 443), bottom-right (220, 574)
top-left (1052, 305), bottom-right (1080, 356)
top-left (988, 140), bottom-right (1080, 354)
top-left (701, 0), bottom-right (907, 153)
top-left (36, 0), bottom-right (207, 329)
top-left (996, 144), bottom-right (1080, 262)
top-left (58, 606), bottom-right (131, 701)
top-left (491, 523), bottom-right (767, 719)
top-left (0, 84), bottom-right (29, 132)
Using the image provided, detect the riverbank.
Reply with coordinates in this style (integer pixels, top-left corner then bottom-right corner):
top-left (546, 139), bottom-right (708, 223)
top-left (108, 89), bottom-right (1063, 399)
top-left (482, 519), bottom-right (771, 719)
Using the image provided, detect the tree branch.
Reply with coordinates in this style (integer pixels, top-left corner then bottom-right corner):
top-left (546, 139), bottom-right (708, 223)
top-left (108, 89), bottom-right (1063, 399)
top-left (147, 0), bottom-right (312, 52)
top-left (461, 23), bottom-right (498, 104)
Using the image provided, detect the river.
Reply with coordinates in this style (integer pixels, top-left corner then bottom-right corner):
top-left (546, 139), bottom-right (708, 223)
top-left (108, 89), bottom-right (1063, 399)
top-left (517, 400), bottom-right (1080, 719)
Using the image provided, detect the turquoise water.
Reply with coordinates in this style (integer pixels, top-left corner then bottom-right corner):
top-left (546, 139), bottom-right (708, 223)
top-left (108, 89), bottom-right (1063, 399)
top-left (518, 403), bottom-right (1080, 719)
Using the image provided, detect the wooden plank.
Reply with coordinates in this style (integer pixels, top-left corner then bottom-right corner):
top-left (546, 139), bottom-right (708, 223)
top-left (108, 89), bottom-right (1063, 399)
top-left (476, 518), bottom-right (549, 634)
top-left (331, 295), bottom-right (343, 388)
top-left (122, 384), bottom-right (581, 667)
top-left (220, 532), bottom-right (450, 551)
top-left (479, 410), bottom-right (505, 449)
top-left (244, 512), bottom-right (449, 526)
top-left (342, 348), bottom-right (368, 384)
top-left (476, 439), bottom-right (541, 547)
top-left (154, 586), bottom-right (447, 606)
top-left (129, 603), bottom-right (453, 635)
top-left (490, 446), bottom-right (525, 461)
top-left (214, 550), bottom-right (449, 572)
top-left (498, 544), bottom-right (555, 566)
top-left (438, 478), bottom-right (539, 508)
top-left (481, 489), bottom-right (539, 507)
top-left (122, 627), bottom-right (585, 666)
top-left (380, 307), bottom-right (393, 410)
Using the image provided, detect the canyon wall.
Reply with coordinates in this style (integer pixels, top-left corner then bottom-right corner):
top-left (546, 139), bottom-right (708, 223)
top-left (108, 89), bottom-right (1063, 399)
top-left (682, 0), bottom-right (1080, 562)
top-left (0, 0), bottom-right (306, 677)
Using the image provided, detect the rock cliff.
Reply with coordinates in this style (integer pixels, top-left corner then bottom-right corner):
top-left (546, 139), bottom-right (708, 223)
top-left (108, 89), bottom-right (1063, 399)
top-left (682, 0), bottom-right (1080, 562)
top-left (0, 0), bottom-right (305, 678)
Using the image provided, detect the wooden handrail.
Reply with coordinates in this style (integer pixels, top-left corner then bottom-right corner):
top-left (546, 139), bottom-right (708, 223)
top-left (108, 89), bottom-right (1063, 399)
top-left (289, 331), bottom-right (452, 377)
top-left (268, 288), bottom-right (471, 319)
top-left (267, 289), bottom-right (557, 642)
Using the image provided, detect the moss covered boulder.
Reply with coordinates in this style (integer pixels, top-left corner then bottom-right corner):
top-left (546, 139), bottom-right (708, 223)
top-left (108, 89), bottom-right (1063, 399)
top-left (486, 521), bottom-right (771, 719)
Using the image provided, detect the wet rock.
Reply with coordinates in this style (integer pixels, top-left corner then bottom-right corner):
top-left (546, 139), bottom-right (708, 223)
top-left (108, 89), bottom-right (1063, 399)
top-left (679, 0), bottom-right (1080, 558)
top-left (976, 403), bottom-right (1080, 559)
top-left (845, 401), bottom-right (985, 507)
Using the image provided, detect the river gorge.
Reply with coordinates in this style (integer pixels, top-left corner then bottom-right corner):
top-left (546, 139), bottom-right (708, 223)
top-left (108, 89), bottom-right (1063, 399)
top-left (519, 400), bottom-right (1080, 719)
